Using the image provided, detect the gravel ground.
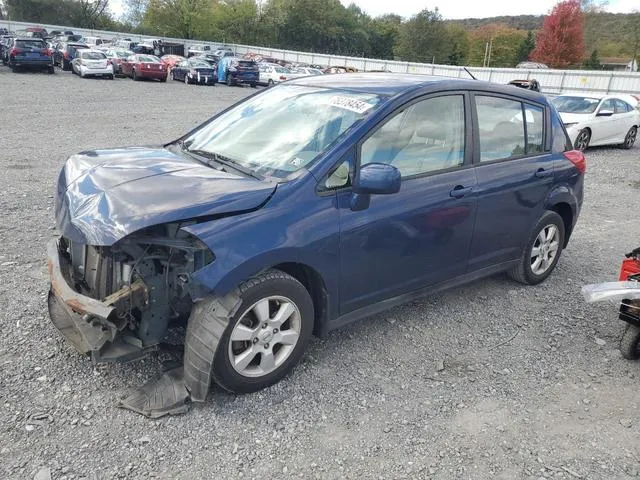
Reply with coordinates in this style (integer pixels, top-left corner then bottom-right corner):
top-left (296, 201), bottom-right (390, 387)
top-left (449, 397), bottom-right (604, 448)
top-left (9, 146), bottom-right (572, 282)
top-left (1, 67), bottom-right (640, 480)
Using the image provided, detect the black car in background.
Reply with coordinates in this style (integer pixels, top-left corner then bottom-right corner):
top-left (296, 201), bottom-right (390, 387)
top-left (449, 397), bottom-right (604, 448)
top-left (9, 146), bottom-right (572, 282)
top-left (0, 35), bottom-right (15, 64)
top-left (6, 37), bottom-right (54, 73)
top-left (54, 41), bottom-right (89, 70)
top-left (192, 53), bottom-right (220, 66)
top-left (170, 57), bottom-right (217, 85)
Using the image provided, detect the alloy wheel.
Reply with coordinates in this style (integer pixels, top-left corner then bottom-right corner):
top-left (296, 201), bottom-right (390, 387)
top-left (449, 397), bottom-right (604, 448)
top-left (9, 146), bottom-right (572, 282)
top-left (530, 224), bottom-right (560, 276)
top-left (625, 127), bottom-right (637, 149)
top-left (228, 296), bottom-right (301, 378)
top-left (575, 130), bottom-right (590, 151)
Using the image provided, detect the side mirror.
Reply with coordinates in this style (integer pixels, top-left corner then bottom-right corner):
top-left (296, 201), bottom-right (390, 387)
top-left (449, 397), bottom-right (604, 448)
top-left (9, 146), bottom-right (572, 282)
top-left (353, 163), bottom-right (401, 195)
top-left (597, 109), bottom-right (614, 117)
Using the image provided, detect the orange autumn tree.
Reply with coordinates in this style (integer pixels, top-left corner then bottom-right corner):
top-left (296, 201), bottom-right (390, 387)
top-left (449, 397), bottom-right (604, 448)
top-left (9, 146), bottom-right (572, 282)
top-left (530, 0), bottom-right (585, 68)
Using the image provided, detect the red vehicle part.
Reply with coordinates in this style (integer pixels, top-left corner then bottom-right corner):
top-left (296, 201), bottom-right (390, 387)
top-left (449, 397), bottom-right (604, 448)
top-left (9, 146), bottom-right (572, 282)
top-left (620, 258), bottom-right (640, 281)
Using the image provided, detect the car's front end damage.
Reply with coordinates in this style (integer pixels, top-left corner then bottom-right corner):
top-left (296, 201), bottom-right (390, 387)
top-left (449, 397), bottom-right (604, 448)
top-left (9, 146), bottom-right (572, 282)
top-left (47, 146), bottom-right (276, 416)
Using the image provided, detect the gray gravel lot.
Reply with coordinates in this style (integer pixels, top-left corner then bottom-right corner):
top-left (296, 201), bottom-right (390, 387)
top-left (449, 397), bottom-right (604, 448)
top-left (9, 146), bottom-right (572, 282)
top-left (1, 67), bottom-right (640, 480)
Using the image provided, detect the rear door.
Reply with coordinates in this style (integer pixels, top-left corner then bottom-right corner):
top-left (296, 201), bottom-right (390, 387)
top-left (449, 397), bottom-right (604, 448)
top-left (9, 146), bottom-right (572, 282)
top-left (468, 93), bottom-right (554, 271)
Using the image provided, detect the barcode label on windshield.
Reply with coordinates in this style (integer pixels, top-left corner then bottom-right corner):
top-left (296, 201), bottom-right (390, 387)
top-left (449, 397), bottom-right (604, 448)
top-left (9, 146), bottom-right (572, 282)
top-left (328, 96), bottom-right (374, 114)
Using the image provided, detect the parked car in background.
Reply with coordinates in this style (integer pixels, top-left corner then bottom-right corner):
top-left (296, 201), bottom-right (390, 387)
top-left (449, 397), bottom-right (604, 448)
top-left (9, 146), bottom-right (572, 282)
top-left (551, 94), bottom-right (640, 150)
top-left (115, 40), bottom-right (137, 51)
top-left (26, 27), bottom-right (48, 39)
top-left (509, 79), bottom-right (541, 92)
top-left (121, 54), bottom-right (167, 82)
top-left (323, 66), bottom-right (357, 74)
top-left (187, 44), bottom-right (212, 57)
top-left (71, 49), bottom-right (114, 79)
top-left (54, 41), bottom-right (89, 70)
top-left (170, 57), bottom-right (217, 85)
top-left (47, 74), bottom-right (584, 416)
top-left (218, 56), bottom-right (258, 87)
top-left (160, 54), bottom-right (185, 70)
top-left (6, 37), bottom-right (54, 73)
top-left (52, 34), bottom-right (82, 44)
top-left (192, 53), bottom-right (220, 66)
top-left (516, 61), bottom-right (549, 69)
top-left (79, 36), bottom-right (107, 48)
top-left (0, 35), bottom-right (15, 64)
top-left (286, 67), bottom-right (324, 78)
top-left (104, 49), bottom-right (133, 75)
top-left (258, 64), bottom-right (291, 86)
top-left (214, 49), bottom-right (234, 59)
top-left (0, 28), bottom-right (9, 36)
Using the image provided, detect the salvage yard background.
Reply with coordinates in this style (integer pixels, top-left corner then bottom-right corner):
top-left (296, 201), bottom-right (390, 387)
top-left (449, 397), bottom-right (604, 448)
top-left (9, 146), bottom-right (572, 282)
top-left (0, 70), bottom-right (640, 479)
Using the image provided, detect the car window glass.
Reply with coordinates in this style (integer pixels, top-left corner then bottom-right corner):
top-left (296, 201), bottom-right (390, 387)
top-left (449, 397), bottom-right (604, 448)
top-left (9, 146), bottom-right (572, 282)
top-left (16, 40), bottom-right (45, 49)
top-left (614, 99), bottom-right (630, 113)
top-left (476, 96), bottom-right (525, 162)
top-left (551, 112), bottom-right (572, 153)
top-left (325, 160), bottom-right (351, 189)
top-left (600, 99), bottom-right (615, 113)
top-left (361, 95), bottom-right (466, 178)
top-left (524, 104), bottom-right (544, 154)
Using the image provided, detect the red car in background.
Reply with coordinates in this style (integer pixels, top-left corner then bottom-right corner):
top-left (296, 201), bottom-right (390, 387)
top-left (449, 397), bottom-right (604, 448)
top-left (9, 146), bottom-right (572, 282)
top-left (121, 54), bottom-right (167, 82)
top-left (160, 54), bottom-right (185, 70)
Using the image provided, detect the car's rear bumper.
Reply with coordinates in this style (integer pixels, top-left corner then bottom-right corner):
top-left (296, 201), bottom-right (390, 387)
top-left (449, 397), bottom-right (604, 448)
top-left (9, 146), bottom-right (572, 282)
top-left (46, 239), bottom-right (147, 356)
top-left (81, 66), bottom-right (113, 76)
top-left (230, 73), bottom-right (258, 84)
top-left (140, 70), bottom-right (167, 79)
top-left (11, 58), bottom-right (52, 68)
top-left (187, 72), bottom-right (216, 84)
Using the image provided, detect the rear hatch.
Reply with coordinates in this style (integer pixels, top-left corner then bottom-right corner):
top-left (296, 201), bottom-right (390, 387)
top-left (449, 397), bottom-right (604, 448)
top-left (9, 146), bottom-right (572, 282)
top-left (14, 39), bottom-right (50, 62)
top-left (237, 60), bottom-right (258, 79)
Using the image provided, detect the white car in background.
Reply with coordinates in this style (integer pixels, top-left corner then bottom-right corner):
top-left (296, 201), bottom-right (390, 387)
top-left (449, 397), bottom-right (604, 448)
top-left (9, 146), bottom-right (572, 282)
top-left (551, 94), bottom-right (640, 150)
top-left (79, 36), bottom-right (107, 48)
top-left (287, 67), bottom-right (324, 78)
top-left (258, 64), bottom-right (291, 86)
top-left (71, 49), bottom-right (114, 79)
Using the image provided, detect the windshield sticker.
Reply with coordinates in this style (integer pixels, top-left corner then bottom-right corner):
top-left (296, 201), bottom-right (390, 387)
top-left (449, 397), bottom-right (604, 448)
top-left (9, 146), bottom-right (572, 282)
top-left (328, 96), bottom-right (375, 114)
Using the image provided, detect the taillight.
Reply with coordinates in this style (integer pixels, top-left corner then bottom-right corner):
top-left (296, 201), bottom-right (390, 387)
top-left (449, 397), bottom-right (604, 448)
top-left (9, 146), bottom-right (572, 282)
top-left (9, 47), bottom-right (22, 56)
top-left (43, 48), bottom-right (52, 56)
top-left (563, 150), bottom-right (586, 174)
top-left (64, 51), bottom-right (69, 59)
top-left (279, 76), bottom-right (286, 80)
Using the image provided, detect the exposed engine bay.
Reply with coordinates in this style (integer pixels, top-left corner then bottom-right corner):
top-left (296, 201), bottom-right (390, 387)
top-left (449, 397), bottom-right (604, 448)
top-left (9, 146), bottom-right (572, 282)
top-left (50, 222), bottom-right (214, 363)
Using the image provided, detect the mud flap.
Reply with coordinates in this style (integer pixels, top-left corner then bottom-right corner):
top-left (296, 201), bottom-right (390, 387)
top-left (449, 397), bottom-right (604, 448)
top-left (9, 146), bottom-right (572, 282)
top-left (118, 367), bottom-right (189, 418)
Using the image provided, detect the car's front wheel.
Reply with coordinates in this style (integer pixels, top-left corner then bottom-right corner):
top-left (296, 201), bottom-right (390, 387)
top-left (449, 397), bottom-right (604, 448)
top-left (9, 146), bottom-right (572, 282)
top-left (620, 324), bottom-right (640, 360)
top-left (621, 126), bottom-right (637, 150)
top-left (509, 210), bottom-right (565, 285)
top-left (185, 270), bottom-right (314, 395)
top-left (574, 128), bottom-right (591, 151)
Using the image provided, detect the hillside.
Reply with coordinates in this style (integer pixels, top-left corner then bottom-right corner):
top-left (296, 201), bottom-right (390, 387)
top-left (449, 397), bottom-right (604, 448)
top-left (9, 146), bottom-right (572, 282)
top-left (447, 12), bottom-right (638, 58)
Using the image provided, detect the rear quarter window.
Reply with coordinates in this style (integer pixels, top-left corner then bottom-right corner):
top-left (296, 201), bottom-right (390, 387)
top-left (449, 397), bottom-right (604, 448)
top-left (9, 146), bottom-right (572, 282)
top-left (551, 110), bottom-right (573, 153)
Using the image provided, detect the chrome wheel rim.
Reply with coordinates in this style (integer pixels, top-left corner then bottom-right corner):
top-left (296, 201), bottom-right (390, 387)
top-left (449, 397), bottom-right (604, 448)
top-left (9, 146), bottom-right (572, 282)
top-left (228, 296), bottom-right (301, 378)
top-left (626, 128), bottom-right (637, 148)
top-left (530, 224), bottom-right (560, 275)
top-left (575, 131), bottom-right (589, 151)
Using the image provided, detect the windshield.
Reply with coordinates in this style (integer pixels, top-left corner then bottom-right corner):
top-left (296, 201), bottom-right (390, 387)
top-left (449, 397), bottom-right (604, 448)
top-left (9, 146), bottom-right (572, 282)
top-left (183, 85), bottom-right (384, 178)
top-left (551, 96), bottom-right (601, 114)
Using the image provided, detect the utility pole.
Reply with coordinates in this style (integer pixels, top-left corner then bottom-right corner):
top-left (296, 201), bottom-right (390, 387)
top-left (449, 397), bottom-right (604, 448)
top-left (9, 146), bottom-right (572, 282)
top-left (487, 38), bottom-right (493, 68)
top-left (483, 42), bottom-right (489, 67)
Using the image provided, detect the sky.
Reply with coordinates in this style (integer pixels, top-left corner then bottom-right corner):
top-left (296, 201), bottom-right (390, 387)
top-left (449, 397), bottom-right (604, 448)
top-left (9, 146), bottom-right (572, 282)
top-left (109, 0), bottom-right (638, 20)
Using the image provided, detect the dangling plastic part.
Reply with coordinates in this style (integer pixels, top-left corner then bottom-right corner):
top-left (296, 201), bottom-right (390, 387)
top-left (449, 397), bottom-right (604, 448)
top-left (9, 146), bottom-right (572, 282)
top-left (581, 281), bottom-right (640, 303)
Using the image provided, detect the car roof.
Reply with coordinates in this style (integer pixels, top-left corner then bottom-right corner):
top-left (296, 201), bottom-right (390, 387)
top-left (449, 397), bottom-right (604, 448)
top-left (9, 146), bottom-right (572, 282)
top-left (15, 37), bottom-right (44, 41)
top-left (286, 73), bottom-right (548, 99)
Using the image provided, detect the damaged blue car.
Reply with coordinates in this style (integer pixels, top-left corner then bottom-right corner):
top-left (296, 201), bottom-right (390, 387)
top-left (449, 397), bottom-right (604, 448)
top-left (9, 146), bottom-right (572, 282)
top-left (47, 73), bottom-right (584, 417)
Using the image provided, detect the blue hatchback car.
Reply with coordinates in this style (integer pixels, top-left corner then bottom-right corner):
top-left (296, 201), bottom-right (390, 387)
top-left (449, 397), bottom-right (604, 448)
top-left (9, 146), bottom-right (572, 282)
top-left (217, 56), bottom-right (259, 87)
top-left (47, 74), bottom-right (584, 416)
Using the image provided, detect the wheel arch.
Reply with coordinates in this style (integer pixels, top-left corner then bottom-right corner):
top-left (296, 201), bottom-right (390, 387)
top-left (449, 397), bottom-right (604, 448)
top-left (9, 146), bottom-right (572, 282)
top-left (550, 201), bottom-right (574, 248)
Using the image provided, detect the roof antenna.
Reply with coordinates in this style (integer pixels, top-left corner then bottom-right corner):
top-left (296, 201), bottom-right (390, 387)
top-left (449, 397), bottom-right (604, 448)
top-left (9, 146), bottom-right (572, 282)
top-left (464, 67), bottom-right (477, 80)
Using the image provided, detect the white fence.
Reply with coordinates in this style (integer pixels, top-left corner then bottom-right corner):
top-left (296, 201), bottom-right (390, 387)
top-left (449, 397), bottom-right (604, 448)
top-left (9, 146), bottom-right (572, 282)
top-left (3, 19), bottom-right (640, 95)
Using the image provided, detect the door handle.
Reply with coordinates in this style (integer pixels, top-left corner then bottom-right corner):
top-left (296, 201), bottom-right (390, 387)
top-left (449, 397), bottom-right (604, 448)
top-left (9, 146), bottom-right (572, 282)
top-left (535, 168), bottom-right (553, 179)
top-left (450, 185), bottom-right (473, 199)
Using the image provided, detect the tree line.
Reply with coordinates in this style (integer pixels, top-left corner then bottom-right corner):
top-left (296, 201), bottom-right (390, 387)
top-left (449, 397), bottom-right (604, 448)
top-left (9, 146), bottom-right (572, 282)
top-left (1, 0), bottom-right (638, 69)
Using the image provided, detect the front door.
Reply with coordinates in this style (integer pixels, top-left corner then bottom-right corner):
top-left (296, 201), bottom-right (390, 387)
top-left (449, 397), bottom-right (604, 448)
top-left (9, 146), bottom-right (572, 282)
top-left (337, 93), bottom-right (478, 314)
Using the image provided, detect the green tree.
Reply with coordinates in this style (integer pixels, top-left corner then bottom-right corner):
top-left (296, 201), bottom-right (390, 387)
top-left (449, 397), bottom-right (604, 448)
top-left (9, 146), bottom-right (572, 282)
top-left (445, 23), bottom-right (469, 65)
top-left (213, 0), bottom-right (259, 44)
top-left (467, 23), bottom-right (527, 67)
top-left (584, 48), bottom-right (601, 68)
top-left (395, 8), bottom-right (449, 63)
top-left (141, 0), bottom-right (214, 39)
top-left (369, 14), bottom-right (401, 59)
top-left (516, 30), bottom-right (536, 62)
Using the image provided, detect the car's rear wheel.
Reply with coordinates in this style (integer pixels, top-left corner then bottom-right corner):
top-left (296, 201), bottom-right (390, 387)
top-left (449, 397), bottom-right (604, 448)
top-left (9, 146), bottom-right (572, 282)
top-left (574, 128), bottom-right (591, 151)
top-left (133, 69), bottom-right (139, 81)
top-left (621, 126), bottom-right (637, 150)
top-left (184, 75), bottom-right (190, 85)
top-left (250, 82), bottom-right (257, 88)
top-left (508, 210), bottom-right (565, 285)
top-left (620, 324), bottom-right (640, 360)
top-left (268, 79), bottom-right (274, 87)
top-left (226, 75), bottom-right (233, 87)
top-left (109, 74), bottom-right (114, 80)
top-left (184, 269), bottom-right (314, 394)
top-left (48, 65), bottom-right (54, 74)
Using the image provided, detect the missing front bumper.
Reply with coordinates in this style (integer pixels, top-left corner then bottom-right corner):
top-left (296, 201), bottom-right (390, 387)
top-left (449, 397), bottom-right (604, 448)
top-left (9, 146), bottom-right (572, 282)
top-left (46, 239), bottom-right (148, 357)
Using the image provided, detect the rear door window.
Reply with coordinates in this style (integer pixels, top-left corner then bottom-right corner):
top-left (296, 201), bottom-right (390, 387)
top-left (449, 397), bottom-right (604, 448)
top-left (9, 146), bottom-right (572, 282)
top-left (476, 96), bottom-right (526, 162)
top-left (614, 99), bottom-right (631, 113)
top-left (524, 104), bottom-right (544, 154)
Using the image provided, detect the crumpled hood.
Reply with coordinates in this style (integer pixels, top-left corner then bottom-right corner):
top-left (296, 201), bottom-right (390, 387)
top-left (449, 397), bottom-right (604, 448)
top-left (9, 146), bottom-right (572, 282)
top-left (558, 112), bottom-right (591, 125)
top-left (55, 147), bottom-right (276, 245)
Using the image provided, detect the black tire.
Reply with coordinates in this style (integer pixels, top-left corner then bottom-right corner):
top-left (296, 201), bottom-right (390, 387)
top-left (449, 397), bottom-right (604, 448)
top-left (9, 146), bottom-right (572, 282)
top-left (226, 75), bottom-right (233, 86)
top-left (133, 69), bottom-right (139, 81)
top-left (160, 76), bottom-right (166, 83)
top-left (250, 82), bottom-right (257, 88)
top-left (48, 65), bottom-right (55, 74)
top-left (508, 210), bottom-right (565, 285)
top-left (61, 59), bottom-right (68, 71)
top-left (620, 324), bottom-right (640, 360)
top-left (184, 269), bottom-right (314, 395)
top-left (621, 126), bottom-right (637, 150)
top-left (267, 79), bottom-right (274, 87)
top-left (109, 74), bottom-right (114, 80)
top-left (574, 128), bottom-right (591, 151)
